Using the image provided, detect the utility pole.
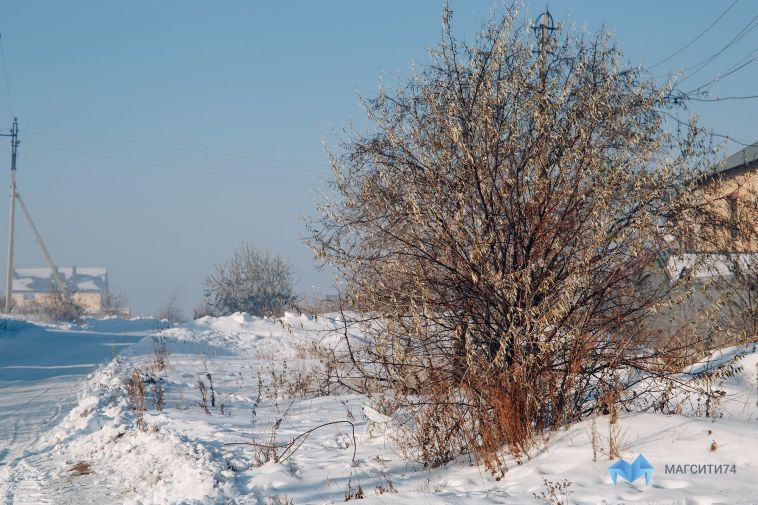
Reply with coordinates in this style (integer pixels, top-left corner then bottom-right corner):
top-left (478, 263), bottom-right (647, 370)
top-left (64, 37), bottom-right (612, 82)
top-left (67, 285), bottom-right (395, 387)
top-left (533, 7), bottom-right (556, 88)
top-left (1, 118), bottom-right (18, 312)
top-left (533, 8), bottom-right (557, 179)
top-left (0, 119), bottom-right (66, 312)
top-left (15, 193), bottom-right (65, 293)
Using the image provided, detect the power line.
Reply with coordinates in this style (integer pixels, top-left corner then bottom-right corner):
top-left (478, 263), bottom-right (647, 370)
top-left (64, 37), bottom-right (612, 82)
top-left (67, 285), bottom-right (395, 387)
top-left (25, 129), bottom-right (324, 176)
top-left (686, 94), bottom-right (758, 102)
top-left (669, 39), bottom-right (758, 107)
top-left (24, 140), bottom-right (323, 186)
top-left (648, 0), bottom-right (739, 70)
top-left (676, 13), bottom-right (758, 85)
top-left (658, 109), bottom-right (754, 147)
top-left (715, 57), bottom-right (756, 81)
top-left (720, 43), bottom-right (758, 75)
top-left (21, 119), bottom-right (324, 169)
top-left (681, 13), bottom-right (758, 73)
top-left (683, 46), bottom-right (758, 95)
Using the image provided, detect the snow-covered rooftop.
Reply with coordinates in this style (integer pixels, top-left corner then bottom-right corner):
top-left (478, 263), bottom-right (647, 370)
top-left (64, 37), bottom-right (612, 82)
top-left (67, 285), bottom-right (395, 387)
top-left (12, 267), bottom-right (107, 293)
top-left (666, 253), bottom-right (757, 282)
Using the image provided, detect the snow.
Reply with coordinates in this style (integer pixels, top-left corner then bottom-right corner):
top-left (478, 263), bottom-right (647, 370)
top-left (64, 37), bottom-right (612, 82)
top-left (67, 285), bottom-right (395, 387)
top-left (666, 252), bottom-right (757, 281)
top-left (2, 313), bottom-right (758, 503)
top-left (12, 267), bottom-right (107, 293)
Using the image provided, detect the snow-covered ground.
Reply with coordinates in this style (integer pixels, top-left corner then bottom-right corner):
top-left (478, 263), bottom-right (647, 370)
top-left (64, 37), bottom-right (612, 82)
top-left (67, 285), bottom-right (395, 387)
top-left (1, 313), bottom-right (758, 504)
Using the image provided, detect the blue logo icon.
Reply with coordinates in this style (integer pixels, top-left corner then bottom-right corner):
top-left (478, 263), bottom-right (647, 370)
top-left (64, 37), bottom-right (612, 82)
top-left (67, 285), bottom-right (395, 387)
top-left (608, 454), bottom-right (653, 485)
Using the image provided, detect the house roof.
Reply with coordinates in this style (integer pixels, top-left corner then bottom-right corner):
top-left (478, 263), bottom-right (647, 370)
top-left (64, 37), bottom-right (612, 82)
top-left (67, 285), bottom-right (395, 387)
top-left (12, 267), bottom-right (107, 293)
top-left (665, 253), bottom-right (756, 282)
top-left (712, 142), bottom-right (758, 179)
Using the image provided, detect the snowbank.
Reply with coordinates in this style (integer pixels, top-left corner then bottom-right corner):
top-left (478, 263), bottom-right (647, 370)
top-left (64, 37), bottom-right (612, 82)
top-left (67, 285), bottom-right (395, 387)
top-left (3, 313), bottom-right (758, 503)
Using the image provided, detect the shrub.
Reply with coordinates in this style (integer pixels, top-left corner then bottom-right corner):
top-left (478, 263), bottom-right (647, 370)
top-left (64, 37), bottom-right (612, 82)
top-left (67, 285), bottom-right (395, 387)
top-left (127, 369), bottom-right (146, 430)
top-left (203, 243), bottom-right (296, 317)
top-left (192, 301), bottom-right (214, 320)
top-left (100, 286), bottom-right (130, 317)
top-left (308, 4), bottom-right (726, 471)
top-left (38, 289), bottom-right (85, 323)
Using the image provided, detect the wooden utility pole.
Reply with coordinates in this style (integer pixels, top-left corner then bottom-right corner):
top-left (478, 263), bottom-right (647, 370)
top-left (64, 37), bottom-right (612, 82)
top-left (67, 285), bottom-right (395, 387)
top-left (1, 118), bottom-right (66, 312)
top-left (15, 193), bottom-right (66, 293)
top-left (1, 117), bottom-right (18, 312)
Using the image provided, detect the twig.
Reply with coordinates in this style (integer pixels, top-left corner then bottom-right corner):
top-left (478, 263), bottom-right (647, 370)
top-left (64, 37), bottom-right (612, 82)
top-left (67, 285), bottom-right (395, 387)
top-left (225, 420), bottom-right (357, 463)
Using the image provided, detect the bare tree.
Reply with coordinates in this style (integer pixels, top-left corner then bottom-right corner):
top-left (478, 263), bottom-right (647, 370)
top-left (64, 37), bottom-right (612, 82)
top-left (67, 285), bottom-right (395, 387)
top-left (308, 5), bottom-right (730, 472)
top-left (158, 287), bottom-right (186, 323)
top-left (192, 300), bottom-right (213, 320)
top-left (203, 243), bottom-right (296, 317)
top-left (101, 286), bottom-right (129, 317)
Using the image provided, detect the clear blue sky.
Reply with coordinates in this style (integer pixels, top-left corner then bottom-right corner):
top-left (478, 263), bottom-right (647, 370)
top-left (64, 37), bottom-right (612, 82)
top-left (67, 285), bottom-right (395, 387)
top-left (0, 1), bottom-right (754, 316)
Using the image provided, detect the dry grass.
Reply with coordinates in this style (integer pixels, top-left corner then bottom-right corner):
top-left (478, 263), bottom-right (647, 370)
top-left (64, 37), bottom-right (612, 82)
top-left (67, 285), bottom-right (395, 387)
top-left (68, 461), bottom-right (92, 476)
top-left (344, 472), bottom-right (365, 501)
top-left (373, 470), bottom-right (397, 496)
top-left (532, 478), bottom-right (573, 505)
top-left (197, 379), bottom-right (211, 415)
top-left (151, 336), bottom-right (170, 372)
top-left (206, 372), bottom-right (216, 408)
top-left (264, 495), bottom-right (294, 505)
top-left (154, 382), bottom-right (164, 412)
top-left (127, 370), bottom-right (146, 430)
top-left (590, 415), bottom-right (600, 462)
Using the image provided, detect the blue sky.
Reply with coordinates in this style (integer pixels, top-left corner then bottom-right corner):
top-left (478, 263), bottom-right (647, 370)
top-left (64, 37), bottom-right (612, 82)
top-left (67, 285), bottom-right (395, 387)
top-left (0, 1), bottom-right (755, 316)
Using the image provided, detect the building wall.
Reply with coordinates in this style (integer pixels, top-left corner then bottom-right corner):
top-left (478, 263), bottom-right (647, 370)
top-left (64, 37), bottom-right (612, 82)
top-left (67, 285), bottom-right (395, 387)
top-left (659, 168), bottom-right (758, 344)
top-left (10, 293), bottom-right (34, 310)
top-left (72, 292), bottom-right (103, 313)
top-left (11, 291), bottom-right (104, 314)
top-left (695, 169), bottom-right (758, 253)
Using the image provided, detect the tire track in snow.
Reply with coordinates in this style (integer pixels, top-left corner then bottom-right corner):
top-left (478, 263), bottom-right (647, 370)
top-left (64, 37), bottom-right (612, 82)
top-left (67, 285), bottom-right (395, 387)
top-left (0, 377), bottom-right (79, 464)
top-left (0, 377), bottom-right (79, 505)
top-left (3, 451), bottom-right (123, 505)
top-left (6, 457), bottom-right (54, 505)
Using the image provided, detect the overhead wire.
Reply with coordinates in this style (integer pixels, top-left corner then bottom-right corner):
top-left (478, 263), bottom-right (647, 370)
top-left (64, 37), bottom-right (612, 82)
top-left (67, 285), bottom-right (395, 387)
top-left (648, 0), bottom-right (739, 70)
top-left (21, 118), bottom-right (323, 168)
top-left (719, 43), bottom-right (758, 75)
top-left (657, 109), bottom-right (755, 147)
top-left (24, 139), bottom-right (322, 186)
top-left (676, 13), bottom-right (758, 85)
top-left (25, 128), bottom-right (324, 176)
top-left (649, 4), bottom-right (758, 122)
top-left (684, 48), bottom-right (757, 96)
top-left (685, 94), bottom-right (758, 102)
top-left (7, 7), bottom-right (757, 183)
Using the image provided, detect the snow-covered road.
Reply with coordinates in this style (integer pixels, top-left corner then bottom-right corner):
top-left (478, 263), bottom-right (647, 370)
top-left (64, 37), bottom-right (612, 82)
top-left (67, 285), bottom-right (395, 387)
top-left (0, 319), bottom-right (155, 503)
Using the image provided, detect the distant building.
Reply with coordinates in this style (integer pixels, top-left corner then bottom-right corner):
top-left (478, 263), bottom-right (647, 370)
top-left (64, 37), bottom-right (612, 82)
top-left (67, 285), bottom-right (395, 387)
top-left (11, 266), bottom-right (110, 314)
top-left (660, 143), bottom-right (758, 282)
top-left (655, 143), bottom-right (758, 344)
top-left (693, 142), bottom-right (758, 254)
